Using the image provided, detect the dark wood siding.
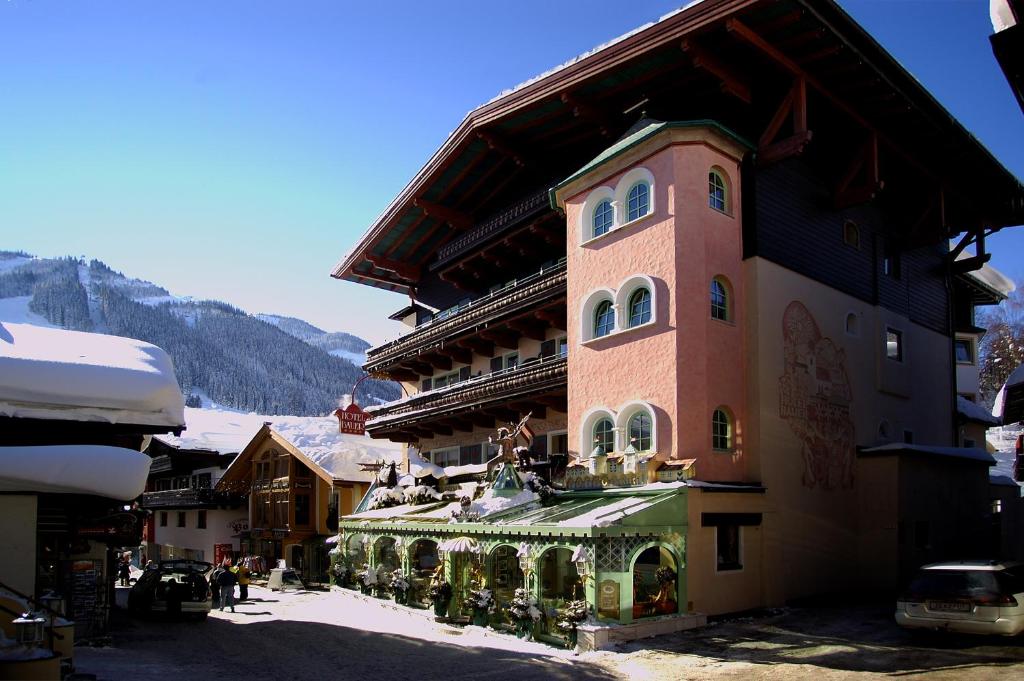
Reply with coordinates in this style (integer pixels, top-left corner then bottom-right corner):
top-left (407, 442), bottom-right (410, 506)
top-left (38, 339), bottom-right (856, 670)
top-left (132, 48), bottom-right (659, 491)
top-left (751, 158), bottom-right (949, 335)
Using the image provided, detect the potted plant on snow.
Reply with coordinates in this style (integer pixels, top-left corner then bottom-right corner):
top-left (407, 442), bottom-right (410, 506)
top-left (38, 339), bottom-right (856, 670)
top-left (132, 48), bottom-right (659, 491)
top-left (390, 569), bottom-right (410, 605)
top-left (356, 563), bottom-right (376, 595)
top-left (508, 587), bottom-right (541, 640)
top-left (466, 585), bottom-right (494, 626)
top-left (427, 579), bottom-right (453, 618)
top-left (557, 598), bottom-right (589, 650)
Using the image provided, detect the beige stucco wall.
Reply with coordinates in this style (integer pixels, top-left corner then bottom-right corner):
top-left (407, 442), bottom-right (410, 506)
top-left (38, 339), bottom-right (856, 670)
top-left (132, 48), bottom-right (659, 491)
top-left (685, 489), bottom-right (766, 615)
top-left (0, 495), bottom-right (37, 595)
top-left (154, 508), bottom-right (246, 560)
top-left (747, 257), bottom-right (955, 602)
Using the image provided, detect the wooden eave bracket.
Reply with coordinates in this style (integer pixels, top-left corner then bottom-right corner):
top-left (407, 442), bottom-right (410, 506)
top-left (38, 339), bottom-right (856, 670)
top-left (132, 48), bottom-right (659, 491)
top-left (413, 198), bottom-right (473, 230)
top-left (757, 77), bottom-right (812, 166)
top-left (834, 132), bottom-right (884, 209)
top-left (680, 39), bottom-right (752, 104)
top-left (365, 254), bottom-right (422, 282)
top-left (477, 131), bottom-right (528, 167)
top-left (560, 92), bottom-right (612, 137)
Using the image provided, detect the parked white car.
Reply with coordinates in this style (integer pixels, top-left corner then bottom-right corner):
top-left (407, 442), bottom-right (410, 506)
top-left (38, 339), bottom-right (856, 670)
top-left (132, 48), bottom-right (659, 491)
top-left (895, 561), bottom-right (1024, 636)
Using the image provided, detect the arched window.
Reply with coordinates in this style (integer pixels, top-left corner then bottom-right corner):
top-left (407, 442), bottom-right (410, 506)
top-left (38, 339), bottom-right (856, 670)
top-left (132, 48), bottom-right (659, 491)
top-left (628, 411), bottom-right (652, 451)
top-left (710, 278), bottom-right (729, 321)
top-left (594, 301), bottom-right (615, 338)
top-left (712, 408), bottom-right (732, 451)
top-left (593, 418), bottom-right (614, 453)
top-left (628, 288), bottom-right (652, 327)
top-left (626, 182), bottom-right (650, 221)
top-left (845, 312), bottom-right (859, 336)
top-left (592, 199), bottom-right (614, 238)
top-left (709, 171), bottom-right (727, 212)
top-left (632, 546), bottom-right (678, 619)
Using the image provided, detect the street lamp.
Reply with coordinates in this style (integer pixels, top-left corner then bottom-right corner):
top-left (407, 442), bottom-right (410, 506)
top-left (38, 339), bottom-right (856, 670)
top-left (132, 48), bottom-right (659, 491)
top-left (571, 544), bottom-right (591, 584)
top-left (516, 542), bottom-right (534, 577)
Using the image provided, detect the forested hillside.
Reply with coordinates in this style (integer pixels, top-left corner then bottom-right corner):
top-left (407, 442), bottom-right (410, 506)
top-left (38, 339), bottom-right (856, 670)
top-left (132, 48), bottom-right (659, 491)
top-left (0, 251), bottom-right (398, 414)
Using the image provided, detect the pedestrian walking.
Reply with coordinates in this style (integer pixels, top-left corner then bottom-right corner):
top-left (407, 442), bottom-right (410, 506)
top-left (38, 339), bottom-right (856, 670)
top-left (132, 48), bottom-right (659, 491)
top-left (118, 558), bottom-right (131, 587)
top-left (217, 559), bottom-right (238, 612)
top-left (209, 565), bottom-right (222, 609)
top-left (235, 561), bottom-right (250, 601)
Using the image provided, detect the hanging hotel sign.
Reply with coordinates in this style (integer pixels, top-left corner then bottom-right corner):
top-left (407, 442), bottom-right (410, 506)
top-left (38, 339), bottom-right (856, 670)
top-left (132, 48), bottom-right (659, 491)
top-left (335, 403), bottom-right (368, 436)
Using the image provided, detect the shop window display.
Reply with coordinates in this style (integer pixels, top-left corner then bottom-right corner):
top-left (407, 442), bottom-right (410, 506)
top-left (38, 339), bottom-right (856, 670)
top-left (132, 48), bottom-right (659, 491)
top-left (488, 544), bottom-right (525, 626)
top-left (538, 547), bottom-right (581, 638)
top-left (408, 539), bottom-right (440, 608)
top-left (632, 546), bottom-right (678, 618)
top-left (375, 537), bottom-right (400, 572)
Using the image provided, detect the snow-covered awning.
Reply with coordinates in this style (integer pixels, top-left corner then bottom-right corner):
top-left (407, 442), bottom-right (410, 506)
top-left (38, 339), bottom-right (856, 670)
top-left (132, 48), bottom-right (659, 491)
top-left (0, 445), bottom-right (152, 500)
top-left (859, 443), bottom-right (996, 465)
top-left (0, 322), bottom-right (185, 430)
top-left (957, 395), bottom-right (1001, 427)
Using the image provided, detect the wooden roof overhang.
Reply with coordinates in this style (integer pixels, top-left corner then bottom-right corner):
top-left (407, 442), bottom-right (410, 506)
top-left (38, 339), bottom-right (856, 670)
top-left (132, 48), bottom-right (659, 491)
top-left (333, 0), bottom-right (1023, 296)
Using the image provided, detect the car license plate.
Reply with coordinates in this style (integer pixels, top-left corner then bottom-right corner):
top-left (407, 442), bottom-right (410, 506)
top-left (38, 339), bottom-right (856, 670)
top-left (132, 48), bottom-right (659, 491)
top-left (927, 600), bottom-right (971, 612)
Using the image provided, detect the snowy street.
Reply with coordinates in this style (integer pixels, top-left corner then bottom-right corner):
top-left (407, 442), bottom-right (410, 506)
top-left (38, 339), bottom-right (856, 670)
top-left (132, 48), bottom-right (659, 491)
top-left (75, 586), bottom-right (1024, 681)
top-left (75, 585), bottom-right (615, 681)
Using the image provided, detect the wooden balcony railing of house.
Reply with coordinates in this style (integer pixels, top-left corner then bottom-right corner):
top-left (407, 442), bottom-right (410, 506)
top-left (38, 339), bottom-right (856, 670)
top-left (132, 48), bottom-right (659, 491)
top-left (141, 488), bottom-right (244, 509)
top-left (365, 354), bottom-right (567, 440)
top-left (364, 259), bottom-right (567, 377)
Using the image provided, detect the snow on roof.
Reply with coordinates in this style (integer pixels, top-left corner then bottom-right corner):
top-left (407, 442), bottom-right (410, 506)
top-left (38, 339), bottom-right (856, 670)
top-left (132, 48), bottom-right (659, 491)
top-left (0, 444), bottom-right (151, 500)
top-left (166, 407), bottom-right (403, 482)
top-left (860, 442), bottom-right (996, 465)
top-left (958, 395), bottom-right (1001, 426)
top-left (990, 473), bottom-right (1021, 488)
top-left (408, 449), bottom-right (445, 479)
top-left (957, 252), bottom-right (1016, 297)
top-left (0, 322), bottom-right (185, 429)
top-left (993, 364), bottom-right (1024, 421)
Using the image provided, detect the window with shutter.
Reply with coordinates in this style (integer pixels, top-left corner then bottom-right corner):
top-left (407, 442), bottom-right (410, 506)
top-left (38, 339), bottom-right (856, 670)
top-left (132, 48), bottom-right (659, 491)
top-left (459, 366), bottom-right (471, 381)
top-left (490, 357), bottom-right (503, 372)
top-left (533, 434), bottom-right (548, 461)
top-left (421, 378), bottom-right (432, 392)
top-left (540, 339), bottom-right (556, 357)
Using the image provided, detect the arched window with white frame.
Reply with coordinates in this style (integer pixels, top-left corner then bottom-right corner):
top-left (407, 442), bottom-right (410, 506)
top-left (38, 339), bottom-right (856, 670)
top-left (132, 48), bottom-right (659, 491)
top-left (615, 400), bottom-right (658, 454)
top-left (592, 199), bottom-right (614, 238)
top-left (593, 418), bottom-right (614, 453)
top-left (626, 182), bottom-right (650, 221)
top-left (712, 407), bottom-right (733, 451)
top-left (580, 407), bottom-right (616, 456)
top-left (628, 288), bottom-right (651, 327)
top-left (709, 167), bottom-right (730, 213)
top-left (710, 276), bottom-right (731, 322)
top-left (594, 301), bottom-right (615, 338)
top-left (628, 411), bottom-right (652, 451)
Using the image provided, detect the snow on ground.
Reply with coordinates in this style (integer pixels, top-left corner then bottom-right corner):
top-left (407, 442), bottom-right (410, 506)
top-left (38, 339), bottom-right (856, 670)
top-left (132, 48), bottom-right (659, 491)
top-left (0, 253), bottom-right (33, 273)
top-left (0, 296), bottom-right (56, 327)
top-left (988, 423), bottom-right (1022, 493)
top-left (167, 407), bottom-right (403, 480)
top-left (0, 322), bottom-right (185, 428)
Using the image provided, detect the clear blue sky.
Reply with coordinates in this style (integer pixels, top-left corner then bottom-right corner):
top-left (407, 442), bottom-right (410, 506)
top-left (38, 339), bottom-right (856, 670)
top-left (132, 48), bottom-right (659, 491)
top-left (1, 0), bottom-right (1020, 344)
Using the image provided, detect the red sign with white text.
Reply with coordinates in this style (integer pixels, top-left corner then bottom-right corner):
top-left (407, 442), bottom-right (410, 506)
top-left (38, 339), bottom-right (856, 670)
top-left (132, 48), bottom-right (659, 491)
top-left (335, 403), bottom-right (367, 436)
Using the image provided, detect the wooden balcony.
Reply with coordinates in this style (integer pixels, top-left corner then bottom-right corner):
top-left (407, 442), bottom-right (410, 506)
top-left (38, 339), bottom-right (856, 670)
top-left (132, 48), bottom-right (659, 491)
top-left (365, 354), bottom-right (567, 441)
top-left (141, 488), bottom-right (245, 509)
top-left (365, 260), bottom-right (566, 378)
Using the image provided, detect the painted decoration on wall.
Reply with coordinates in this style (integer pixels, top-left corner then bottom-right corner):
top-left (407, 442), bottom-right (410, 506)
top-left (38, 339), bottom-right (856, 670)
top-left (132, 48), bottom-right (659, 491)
top-left (778, 301), bottom-right (855, 489)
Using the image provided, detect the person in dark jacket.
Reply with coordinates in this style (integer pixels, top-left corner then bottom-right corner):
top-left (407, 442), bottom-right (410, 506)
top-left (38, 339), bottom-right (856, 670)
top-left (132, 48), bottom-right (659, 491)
top-left (209, 566), bottom-right (222, 608)
top-left (217, 559), bottom-right (238, 612)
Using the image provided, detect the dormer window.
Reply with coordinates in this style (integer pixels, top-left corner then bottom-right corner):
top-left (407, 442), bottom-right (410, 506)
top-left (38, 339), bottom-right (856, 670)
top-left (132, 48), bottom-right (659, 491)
top-left (626, 182), bottom-right (650, 221)
top-left (592, 199), bottom-right (614, 238)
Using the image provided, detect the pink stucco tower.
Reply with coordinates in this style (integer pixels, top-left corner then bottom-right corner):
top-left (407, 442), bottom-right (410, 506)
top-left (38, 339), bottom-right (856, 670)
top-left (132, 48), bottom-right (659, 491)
top-left (553, 121), bottom-right (753, 483)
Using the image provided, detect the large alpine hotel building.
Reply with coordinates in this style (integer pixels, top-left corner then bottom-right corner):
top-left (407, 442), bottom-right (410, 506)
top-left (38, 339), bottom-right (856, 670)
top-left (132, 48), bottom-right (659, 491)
top-left (331, 0), bottom-right (1024, 630)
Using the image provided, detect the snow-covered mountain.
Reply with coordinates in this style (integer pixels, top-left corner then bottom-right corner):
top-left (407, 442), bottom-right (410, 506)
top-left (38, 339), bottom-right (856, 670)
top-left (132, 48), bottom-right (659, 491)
top-left (0, 251), bottom-right (397, 415)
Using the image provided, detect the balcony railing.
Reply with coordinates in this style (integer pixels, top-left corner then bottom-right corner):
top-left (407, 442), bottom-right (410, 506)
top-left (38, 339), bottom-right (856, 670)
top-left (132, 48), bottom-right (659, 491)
top-left (365, 259), bottom-right (566, 372)
top-left (365, 354), bottom-right (567, 432)
top-left (141, 488), bottom-right (242, 509)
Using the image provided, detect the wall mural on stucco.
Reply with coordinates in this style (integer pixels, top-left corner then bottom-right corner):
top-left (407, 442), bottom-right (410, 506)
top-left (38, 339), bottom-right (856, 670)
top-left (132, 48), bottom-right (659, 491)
top-left (778, 301), bottom-right (855, 489)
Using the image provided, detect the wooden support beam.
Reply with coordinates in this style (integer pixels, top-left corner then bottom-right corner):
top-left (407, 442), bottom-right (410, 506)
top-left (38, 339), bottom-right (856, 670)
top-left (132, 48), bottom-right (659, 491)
top-left (431, 424), bottom-right (453, 437)
top-left (406, 361), bottom-right (433, 377)
top-left (535, 307), bottom-right (566, 326)
top-left (758, 88), bottom-right (795, 148)
top-left (411, 428), bottom-right (435, 441)
top-left (365, 254), bottom-right (421, 282)
top-left (510, 404), bottom-right (546, 421)
top-left (834, 132), bottom-right (882, 208)
top-left (412, 199), bottom-right (472, 230)
top-left (479, 328), bottom-right (519, 350)
top-left (507, 319), bottom-right (547, 342)
top-left (797, 44), bottom-right (842, 65)
top-left (437, 346), bottom-right (473, 364)
top-left (477, 131), bottom-right (528, 167)
top-left (378, 431), bottom-right (418, 443)
top-left (560, 92), bottom-right (613, 136)
top-left (420, 353), bottom-right (452, 372)
top-left (757, 9), bottom-right (804, 35)
top-left (457, 337), bottom-right (494, 357)
top-left (388, 369), bottom-right (420, 383)
top-left (448, 419), bottom-right (475, 433)
top-left (680, 39), bottom-right (752, 104)
top-left (951, 253), bottom-right (992, 275)
top-left (535, 395), bottom-right (568, 412)
top-left (469, 412), bottom-right (496, 429)
top-left (485, 408), bottom-right (518, 425)
top-left (758, 130), bottom-right (813, 166)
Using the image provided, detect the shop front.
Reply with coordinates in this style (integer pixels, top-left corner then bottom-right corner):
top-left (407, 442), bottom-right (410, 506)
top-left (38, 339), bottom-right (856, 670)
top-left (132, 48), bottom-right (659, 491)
top-left (336, 485), bottom-right (691, 646)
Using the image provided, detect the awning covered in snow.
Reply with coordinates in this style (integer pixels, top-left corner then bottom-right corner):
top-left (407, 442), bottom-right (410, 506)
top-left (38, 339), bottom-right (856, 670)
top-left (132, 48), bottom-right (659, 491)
top-left (0, 322), bottom-right (185, 430)
top-left (0, 445), bottom-right (152, 499)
